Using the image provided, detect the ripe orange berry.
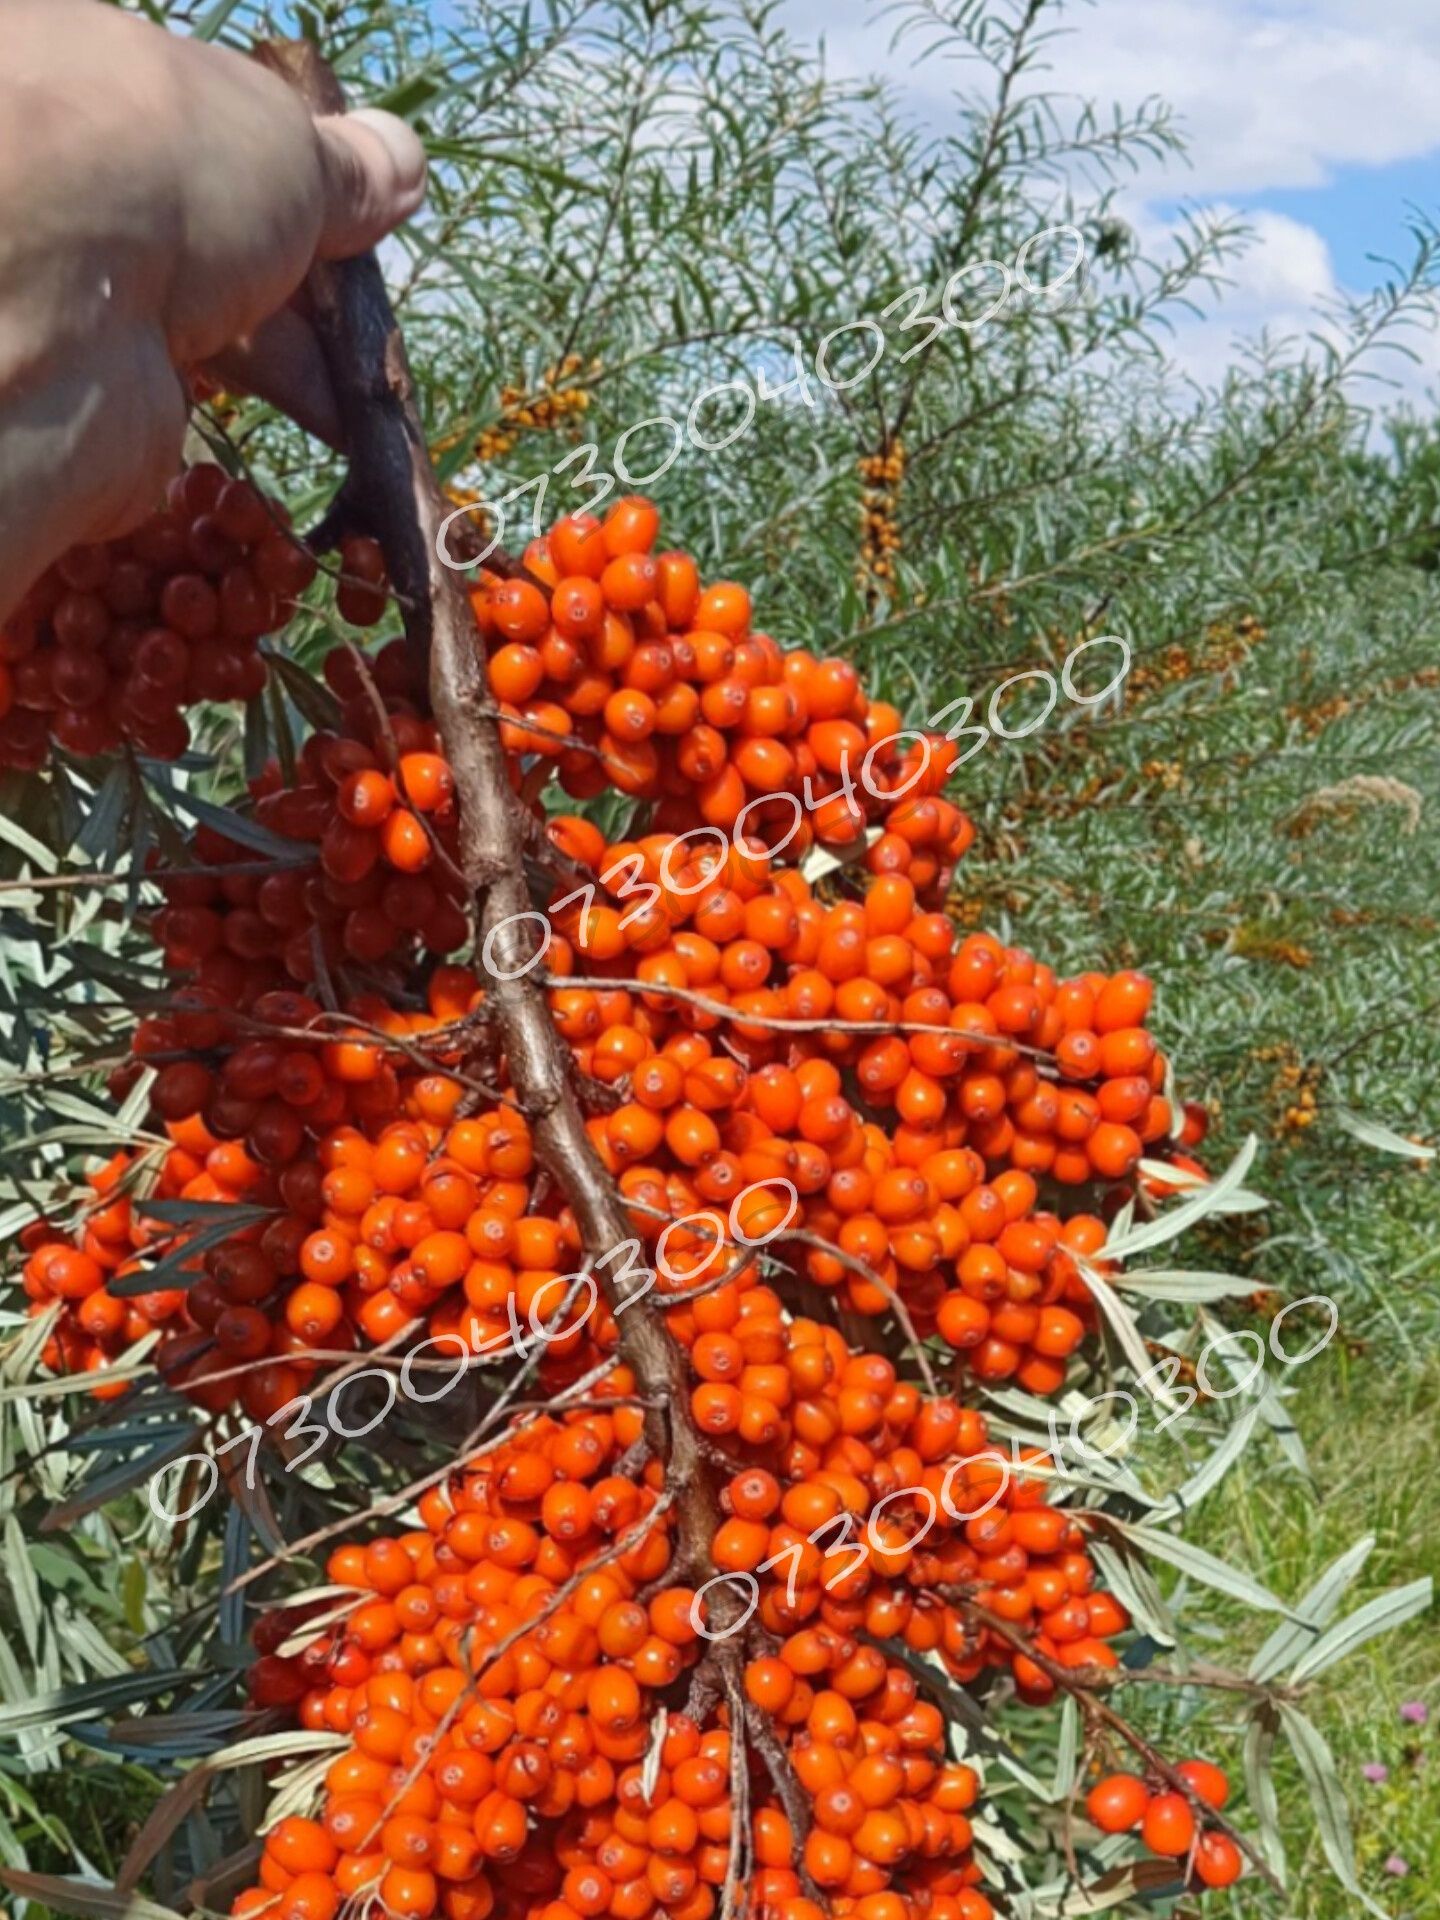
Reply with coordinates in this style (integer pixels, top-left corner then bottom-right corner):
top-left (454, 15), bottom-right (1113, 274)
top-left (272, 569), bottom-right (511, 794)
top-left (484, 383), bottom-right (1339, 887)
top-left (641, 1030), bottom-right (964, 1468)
top-left (1194, 1831), bottom-right (1242, 1888)
top-left (489, 580), bottom-right (550, 643)
top-left (1175, 1759), bottom-right (1230, 1810)
top-left (1085, 1773), bottom-right (1149, 1834)
top-left (1141, 1791), bottom-right (1196, 1857)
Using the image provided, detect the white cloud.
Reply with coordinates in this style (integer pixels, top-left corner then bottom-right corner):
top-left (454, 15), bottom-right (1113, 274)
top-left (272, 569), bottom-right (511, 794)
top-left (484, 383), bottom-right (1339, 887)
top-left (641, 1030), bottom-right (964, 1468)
top-left (779, 1), bottom-right (1440, 403)
top-left (782, 0), bottom-right (1440, 199)
top-left (1019, 0), bottom-right (1440, 197)
top-left (1145, 207), bottom-right (1344, 389)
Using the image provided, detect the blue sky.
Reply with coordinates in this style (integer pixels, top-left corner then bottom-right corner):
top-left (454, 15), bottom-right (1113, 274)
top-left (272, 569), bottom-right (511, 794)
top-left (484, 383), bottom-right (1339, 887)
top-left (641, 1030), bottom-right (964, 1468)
top-left (1243, 157), bottom-right (1440, 293)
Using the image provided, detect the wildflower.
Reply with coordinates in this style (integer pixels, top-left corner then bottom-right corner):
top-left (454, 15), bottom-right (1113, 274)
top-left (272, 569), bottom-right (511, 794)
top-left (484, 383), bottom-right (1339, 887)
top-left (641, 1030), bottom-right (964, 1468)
top-left (1361, 1764), bottom-right (1389, 1784)
top-left (1399, 1701), bottom-right (1429, 1725)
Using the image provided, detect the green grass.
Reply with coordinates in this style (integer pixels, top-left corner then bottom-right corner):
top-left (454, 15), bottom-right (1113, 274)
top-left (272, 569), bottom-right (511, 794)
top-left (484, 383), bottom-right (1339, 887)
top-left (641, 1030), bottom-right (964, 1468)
top-left (1186, 1355), bottom-right (1440, 1917)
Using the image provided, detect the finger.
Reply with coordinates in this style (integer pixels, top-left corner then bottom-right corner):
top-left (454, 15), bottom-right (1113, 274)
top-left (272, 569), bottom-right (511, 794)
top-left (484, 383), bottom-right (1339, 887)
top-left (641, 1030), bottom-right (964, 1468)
top-left (313, 108), bottom-right (427, 262)
top-left (204, 308), bottom-right (345, 450)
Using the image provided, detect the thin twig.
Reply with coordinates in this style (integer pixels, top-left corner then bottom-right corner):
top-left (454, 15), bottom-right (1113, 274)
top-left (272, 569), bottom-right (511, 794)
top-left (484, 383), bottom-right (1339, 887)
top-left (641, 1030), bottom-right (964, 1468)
top-left (949, 1595), bottom-right (1285, 1894)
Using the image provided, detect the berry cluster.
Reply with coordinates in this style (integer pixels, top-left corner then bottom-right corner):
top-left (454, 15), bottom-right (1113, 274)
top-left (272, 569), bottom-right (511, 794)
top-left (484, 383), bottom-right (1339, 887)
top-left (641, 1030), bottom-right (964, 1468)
top-left (237, 1368), bottom-right (1128, 1920)
top-left (1086, 1770), bottom-right (1240, 1888)
top-left (23, 864), bottom-right (1165, 1418)
top-left (472, 501), bottom-right (971, 900)
top-left (151, 678), bottom-right (469, 989)
top-left (0, 464), bottom-right (312, 768)
top-left (8, 483), bottom-right (1244, 1920)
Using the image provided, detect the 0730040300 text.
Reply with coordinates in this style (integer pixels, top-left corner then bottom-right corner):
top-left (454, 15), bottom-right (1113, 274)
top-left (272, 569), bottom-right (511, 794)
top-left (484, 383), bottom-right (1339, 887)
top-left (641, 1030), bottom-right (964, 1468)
top-left (433, 224), bottom-right (1086, 570)
top-left (144, 1174), bottom-right (800, 1523)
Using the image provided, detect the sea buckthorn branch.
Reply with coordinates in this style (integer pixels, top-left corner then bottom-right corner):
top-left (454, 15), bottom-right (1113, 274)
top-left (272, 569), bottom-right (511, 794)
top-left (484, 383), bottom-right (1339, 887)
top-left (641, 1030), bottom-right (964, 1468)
top-left (946, 1596), bottom-right (1284, 1896)
top-left (429, 224), bottom-right (1085, 583)
top-left (258, 34), bottom-right (822, 1878)
top-left (720, 1666), bottom-right (753, 1920)
top-left (0, 858), bottom-right (310, 896)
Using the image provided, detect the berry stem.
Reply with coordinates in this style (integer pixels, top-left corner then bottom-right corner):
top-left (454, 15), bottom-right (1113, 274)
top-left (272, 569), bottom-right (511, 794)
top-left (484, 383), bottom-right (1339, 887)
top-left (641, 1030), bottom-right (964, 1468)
top-left (949, 1596), bottom-right (1285, 1894)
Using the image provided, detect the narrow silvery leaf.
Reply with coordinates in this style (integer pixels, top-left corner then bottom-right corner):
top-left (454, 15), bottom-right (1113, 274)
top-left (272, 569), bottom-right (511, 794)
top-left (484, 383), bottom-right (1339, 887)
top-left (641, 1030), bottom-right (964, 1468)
top-left (1102, 1136), bottom-right (1260, 1263)
top-left (1243, 1704), bottom-right (1286, 1880)
top-left (1289, 1579), bottom-right (1433, 1682)
top-left (0, 1871), bottom-right (184, 1920)
top-left (1249, 1536), bottom-right (1374, 1680)
top-left (1279, 1704), bottom-right (1388, 1915)
top-left (1114, 1521), bottom-right (1295, 1613)
top-left (1111, 1268), bottom-right (1256, 1302)
top-left (1090, 1538), bottom-right (1177, 1647)
top-left (0, 816), bottom-right (59, 872)
top-left (1255, 1375), bottom-right (1312, 1482)
top-left (1149, 1400), bottom-right (1263, 1521)
top-left (1334, 1108), bottom-right (1434, 1160)
top-left (1072, 1262), bottom-right (1158, 1391)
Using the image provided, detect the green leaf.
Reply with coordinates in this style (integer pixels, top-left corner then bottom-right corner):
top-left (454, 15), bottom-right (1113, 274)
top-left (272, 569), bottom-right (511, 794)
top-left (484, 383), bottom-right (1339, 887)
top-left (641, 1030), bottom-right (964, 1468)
top-left (1254, 1374), bottom-right (1313, 1482)
top-left (122, 1558), bottom-right (148, 1637)
top-left (0, 1668), bottom-right (186, 1737)
top-left (144, 776), bottom-right (311, 864)
top-left (1288, 1578), bottom-right (1434, 1682)
top-left (243, 692), bottom-right (270, 785)
top-left (1071, 1260), bottom-right (1155, 1387)
top-left (1113, 1520), bottom-right (1297, 1613)
top-left (1334, 1108), bottom-right (1434, 1160)
top-left (115, 1761), bottom-right (214, 1898)
top-left (74, 764), bottom-right (132, 864)
top-left (0, 1872), bottom-right (184, 1920)
top-left (1148, 1400), bottom-right (1264, 1521)
top-left (0, 814), bottom-right (59, 873)
top-left (192, 0), bottom-right (246, 40)
top-left (266, 669), bottom-right (298, 785)
top-left (1243, 1704), bottom-right (1286, 1880)
top-left (3, 1519), bottom-right (43, 1663)
top-left (1051, 1695), bottom-right (1079, 1802)
top-left (108, 1205), bottom-right (274, 1298)
top-left (211, 1728), bottom-right (349, 1771)
top-left (140, 1198), bottom-right (276, 1225)
top-left (374, 70), bottom-right (446, 118)
top-left (1249, 1536), bottom-right (1374, 1680)
top-left (1089, 1538), bottom-right (1178, 1647)
top-left (1279, 1704), bottom-right (1389, 1916)
top-left (51, 1608), bottom-right (133, 1682)
top-left (263, 648), bottom-right (344, 737)
top-left (1111, 1267), bottom-right (1256, 1302)
top-left (0, 1341), bottom-right (158, 1404)
top-left (1102, 1136), bottom-right (1262, 1262)
top-left (1027, 1859), bottom-right (1186, 1914)
top-left (41, 1427), bottom-right (200, 1531)
top-left (264, 1747), bottom-right (343, 1827)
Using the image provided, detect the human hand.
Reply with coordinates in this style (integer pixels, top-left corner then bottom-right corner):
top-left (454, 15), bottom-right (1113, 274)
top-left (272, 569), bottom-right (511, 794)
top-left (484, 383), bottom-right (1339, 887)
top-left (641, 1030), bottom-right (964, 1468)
top-left (0, 0), bottom-right (426, 622)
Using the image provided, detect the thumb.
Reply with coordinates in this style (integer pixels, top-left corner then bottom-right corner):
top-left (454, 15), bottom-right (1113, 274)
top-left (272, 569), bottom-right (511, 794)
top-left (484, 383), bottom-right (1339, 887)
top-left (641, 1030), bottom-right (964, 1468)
top-left (312, 108), bottom-right (427, 261)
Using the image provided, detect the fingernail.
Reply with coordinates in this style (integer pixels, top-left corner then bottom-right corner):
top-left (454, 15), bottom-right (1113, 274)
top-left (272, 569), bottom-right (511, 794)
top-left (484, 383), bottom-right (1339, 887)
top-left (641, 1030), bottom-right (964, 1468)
top-left (347, 108), bottom-right (428, 201)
